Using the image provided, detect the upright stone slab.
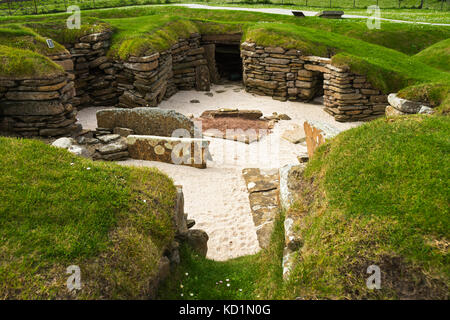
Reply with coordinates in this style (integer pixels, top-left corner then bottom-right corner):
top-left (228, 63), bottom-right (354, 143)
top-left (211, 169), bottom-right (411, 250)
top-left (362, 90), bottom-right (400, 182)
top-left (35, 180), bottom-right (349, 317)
top-left (202, 44), bottom-right (220, 84)
top-left (96, 107), bottom-right (196, 137)
top-left (303, 120), bottom-right (341, 158)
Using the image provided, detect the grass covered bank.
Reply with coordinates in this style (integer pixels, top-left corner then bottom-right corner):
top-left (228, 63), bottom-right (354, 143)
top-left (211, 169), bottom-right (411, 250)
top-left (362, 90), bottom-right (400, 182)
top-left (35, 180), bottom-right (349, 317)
top-left (285, 115), bottom-right (449, 299)
top-left (0, 137), bottom-right (177, 299)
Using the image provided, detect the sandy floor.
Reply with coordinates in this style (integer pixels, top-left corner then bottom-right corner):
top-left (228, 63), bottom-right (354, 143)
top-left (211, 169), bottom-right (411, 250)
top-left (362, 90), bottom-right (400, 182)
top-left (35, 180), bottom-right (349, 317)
top-left (77, 82), bottom-right (361, 261)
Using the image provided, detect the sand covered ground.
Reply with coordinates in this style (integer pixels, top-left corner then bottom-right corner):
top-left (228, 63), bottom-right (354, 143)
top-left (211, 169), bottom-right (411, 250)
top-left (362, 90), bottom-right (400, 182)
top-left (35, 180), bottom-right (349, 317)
top-left (77, 82), bottom-right (361, 261)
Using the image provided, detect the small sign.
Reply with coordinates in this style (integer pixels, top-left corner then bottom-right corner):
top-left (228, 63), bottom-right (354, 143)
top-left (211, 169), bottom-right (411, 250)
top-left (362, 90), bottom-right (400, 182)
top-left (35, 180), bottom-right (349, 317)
top-left (46, 39), bottom-right (55, 49)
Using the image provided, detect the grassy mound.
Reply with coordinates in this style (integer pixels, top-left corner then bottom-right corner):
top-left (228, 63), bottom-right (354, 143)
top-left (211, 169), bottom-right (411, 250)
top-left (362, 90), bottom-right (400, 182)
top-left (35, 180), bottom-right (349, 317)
top-left (0, 138), bottom-right (177, 299)
top-left (244, 22), bottom-right (449, 93)
top-left (285, 116), bottom-right (449, 299)
top-left (0, 45), bottom-right (63, 78)
top-left (414, 38), bottom-right (450, 72)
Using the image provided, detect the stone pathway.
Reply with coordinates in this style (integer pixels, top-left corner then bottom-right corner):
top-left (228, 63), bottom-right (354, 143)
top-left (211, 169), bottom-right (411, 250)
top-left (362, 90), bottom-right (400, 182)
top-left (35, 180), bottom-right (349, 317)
top-left (242, 168), bottom-right (280, 249)
top-left (173, 4), bottom-right (450, 26)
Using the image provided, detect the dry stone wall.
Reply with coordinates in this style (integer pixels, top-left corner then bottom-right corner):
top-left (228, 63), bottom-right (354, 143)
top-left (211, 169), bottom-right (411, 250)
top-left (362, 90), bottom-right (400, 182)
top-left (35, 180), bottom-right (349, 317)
top-left (241, 42), bottom-right (387, 122)
top-left (116, 33), bottom-right (211, 109)
top-left (62, 31), bottom-right (117, 109)
top-left (0, 74), bottom-right (80, 137)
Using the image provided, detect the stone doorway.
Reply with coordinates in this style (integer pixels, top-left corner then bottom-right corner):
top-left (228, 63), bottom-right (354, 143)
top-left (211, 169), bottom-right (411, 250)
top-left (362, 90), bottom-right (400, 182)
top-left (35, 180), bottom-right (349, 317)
top-left (215, 44), bottom-right (243, 82)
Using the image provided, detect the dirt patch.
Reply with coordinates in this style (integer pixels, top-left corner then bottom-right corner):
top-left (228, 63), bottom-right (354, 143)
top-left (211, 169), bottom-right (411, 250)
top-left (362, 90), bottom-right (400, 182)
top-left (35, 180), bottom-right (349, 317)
top-left (197, 117), bottom-right (271, 135)
top-left (346, 253), bottom-right (449, 300)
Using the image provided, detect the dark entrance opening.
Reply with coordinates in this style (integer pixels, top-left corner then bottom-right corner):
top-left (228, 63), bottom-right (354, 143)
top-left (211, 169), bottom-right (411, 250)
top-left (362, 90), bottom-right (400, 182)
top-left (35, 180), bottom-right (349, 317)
top-left (311, 71), bottom-right (324, 104)
top-left (215, 44), bottom-right (242, 82)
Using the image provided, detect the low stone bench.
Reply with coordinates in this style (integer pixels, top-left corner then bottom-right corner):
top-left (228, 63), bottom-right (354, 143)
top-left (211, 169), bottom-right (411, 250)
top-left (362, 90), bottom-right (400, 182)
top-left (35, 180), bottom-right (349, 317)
top-left (126, 135), bottom-right (210, 169)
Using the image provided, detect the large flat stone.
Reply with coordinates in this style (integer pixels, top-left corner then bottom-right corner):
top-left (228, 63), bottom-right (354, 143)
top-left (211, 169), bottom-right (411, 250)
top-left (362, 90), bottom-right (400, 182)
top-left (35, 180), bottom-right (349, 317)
top-left (126, 135), bottom-right (209, 169)
top-left (97, 107), bottom-right (196, 137)
top-left (282, 125), bottom-right (306, 144)
top-left (387, 93), bottom-right (426, 114)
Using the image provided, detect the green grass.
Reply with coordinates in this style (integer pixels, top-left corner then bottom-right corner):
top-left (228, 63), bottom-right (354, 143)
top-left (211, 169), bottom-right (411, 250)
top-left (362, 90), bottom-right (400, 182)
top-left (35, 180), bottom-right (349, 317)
top-left (398, 82), bottom-right (450, 113)
top-left (200, 2), bottom-right (450, 23)
top-left (414, 38), bottom-right (450, 72)
top-left (285, 115), bottom-right (449, 299)
top-left (0, 137), bottom-right (177, 299)
top-left (105, 15), bottom-right (200, 59)
top-left (0, 45), bottom-right (63, 78)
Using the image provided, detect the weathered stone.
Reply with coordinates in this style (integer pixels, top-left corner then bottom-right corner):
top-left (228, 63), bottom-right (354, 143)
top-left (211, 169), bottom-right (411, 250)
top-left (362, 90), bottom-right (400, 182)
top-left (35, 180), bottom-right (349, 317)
top-left (54, 59), bottom-right (74, 71)
top-left (97, 134), bottom-right (120, 144)
top-left (68, 145), bottom-right (90, 158)
top-left (174, 185), bottom-right (188, 235)
top-left (282, 125), bottom-right (306, 144)
top-left (113, 127), bottom-right (134, 137)
top-left (123, 60), bottom-right (158, 72)
top-left (51, 137), bottom-right (75, 149)
top-left (265, 57), bottom-right (290, 65)
top-left (39, 123), bottom-right (81, 137)
top-left (304, 64), bottom-right (328, 73)
top-left (304, 120), bottom-right (341, 158)
top-left (0, 100), bottom-right (65, 116)
top-left (79, 32), bottom-right (110, 43)
top-left (97, 142), bottom-right (128, 155)
top-left (195, 64), bottom-right (210, 91)
top-left (97, 108), bottom-right (196, 137)
top-left (185, 229), bottom-right (209, 257)
top-left (5, 91), bottom-right (60, 101)
top-left (387, 93), bottom-right (426, 114)
top-left (246, 78), bottom-right (278, 90)
top-left (93, 151), bottom-right (129, 161)
top-left (187, 219), bottom-right (196, 229)
top-left (243, 168), bottom-right (279, 194)
top-left (385, 105), bottom-right (406, 117)
top-left (126, 135), bottom-right (209, 169)
top-left (200, 108), bottom-right (263, 120)
top-left (418, 106), bottom-right (434, 114)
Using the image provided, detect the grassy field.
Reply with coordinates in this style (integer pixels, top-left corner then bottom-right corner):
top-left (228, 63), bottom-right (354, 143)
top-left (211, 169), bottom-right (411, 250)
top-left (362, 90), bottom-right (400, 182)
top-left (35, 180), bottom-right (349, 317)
top-left (414, 38), bottom-right (450, 72)
top-left (0, 1), bottom-right (449, 20)
top-left (0, 137), bottom-right (177, 299)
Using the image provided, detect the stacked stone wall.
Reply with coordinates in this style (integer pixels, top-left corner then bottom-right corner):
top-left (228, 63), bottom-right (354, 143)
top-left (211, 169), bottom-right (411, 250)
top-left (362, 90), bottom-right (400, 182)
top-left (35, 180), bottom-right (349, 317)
top-left (62, 31), bottom-right (117, 109)
top-left (115, 33), bottom-right (211, 109)
top-left (0, 73), bottom-right (79, 137)
top-left (241, 42), bottom-right (387, 122)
